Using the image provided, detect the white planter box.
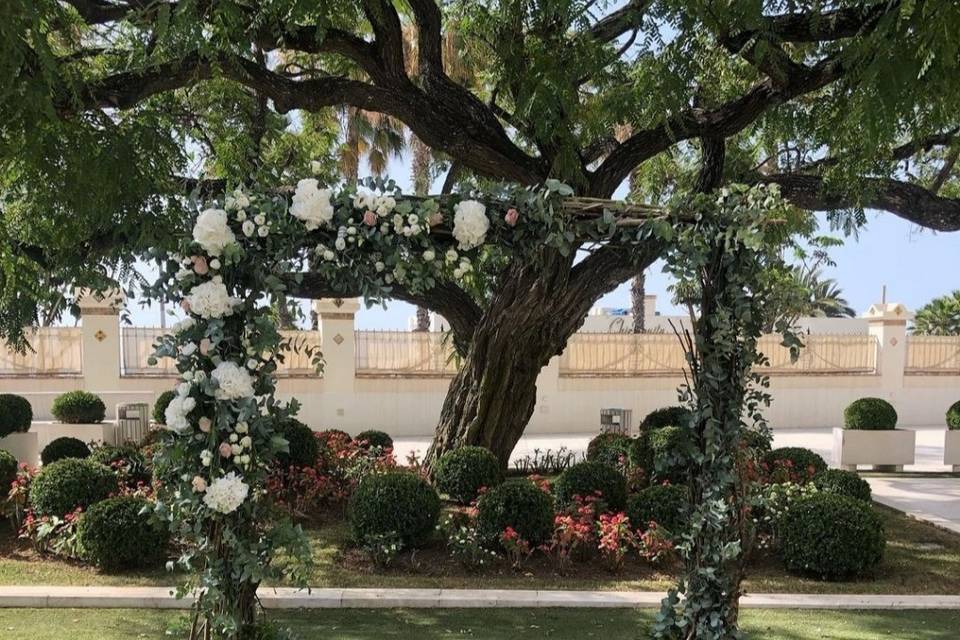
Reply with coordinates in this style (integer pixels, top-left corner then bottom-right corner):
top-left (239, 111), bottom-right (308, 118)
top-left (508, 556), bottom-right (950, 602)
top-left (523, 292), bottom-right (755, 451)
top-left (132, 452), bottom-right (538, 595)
top-left (944, 430), bottom-right (960, 471)
top-left (0, 432), bottom-right (40, 466)
top-left (832, 427), bottom-right (915, 471)
top-left (30, 422), bottom-right (118, 459)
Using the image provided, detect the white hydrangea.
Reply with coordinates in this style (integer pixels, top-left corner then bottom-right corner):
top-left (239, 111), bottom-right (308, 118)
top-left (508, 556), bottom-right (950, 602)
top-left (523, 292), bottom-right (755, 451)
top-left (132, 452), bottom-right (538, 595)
top-left (290, 179), bottom-right (335, 230)
top-left (186, 278), bottom-right (238, 319)
top-left (452, 200), bottom-right (490, 250)
top-left (171, 317), bottom-right (196, 334)
top-left (164, 392), bottom-right (196, 434)
top-left (202, 472), bottom-right (250, 514)
top-left (192, 209), bottom-right (236, 256)
top-left (211, 361), bottom-right (256, 400)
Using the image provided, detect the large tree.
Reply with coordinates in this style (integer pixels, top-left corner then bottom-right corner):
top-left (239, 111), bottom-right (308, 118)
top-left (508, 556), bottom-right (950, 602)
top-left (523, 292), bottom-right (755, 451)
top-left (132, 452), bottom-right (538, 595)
top-left (3, 0), bottom-right (960, 470)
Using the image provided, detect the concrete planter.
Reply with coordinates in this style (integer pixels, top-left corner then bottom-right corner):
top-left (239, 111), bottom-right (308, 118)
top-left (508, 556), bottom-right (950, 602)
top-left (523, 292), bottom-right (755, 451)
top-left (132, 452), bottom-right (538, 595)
top-left (944, 430), bottom-right (960, 471)
top-left (832, 427), bottom-right (915, 471)
top-left (30, 422), bottom-right (118, 458)
top-left (0, 432), bottom-right (40, 466)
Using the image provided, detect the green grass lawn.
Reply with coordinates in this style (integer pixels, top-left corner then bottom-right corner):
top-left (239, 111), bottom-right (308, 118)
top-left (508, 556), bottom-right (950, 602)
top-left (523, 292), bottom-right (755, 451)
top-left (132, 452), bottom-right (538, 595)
top-left (0, 608), bottom-right (958, 640)
top-left (2, 504), bottom-right (958, 594)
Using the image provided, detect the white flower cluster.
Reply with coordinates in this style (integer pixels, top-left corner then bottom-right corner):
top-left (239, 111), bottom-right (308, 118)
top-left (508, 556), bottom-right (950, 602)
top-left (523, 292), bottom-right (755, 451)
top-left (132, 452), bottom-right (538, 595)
top-left (192, 209), bottom-right (236, 256)
top-left (224, 188), bottom-right (251, 211)
top-left (186, 277), bottom-right (239, 319)
top-left (171, 317), bottom-right (196, 335)
top-left (452, 200), bottom-right (490, 250)
top-left (163, 387), bottom-right (196, 434)
top-left (202, 471), bottom-right (250, 514)
top-left (211, 361), bottom-right (256, 400)
top-left (236, 209), bottom-right (271, 239)
top-left (290, 179), bottom-right (335, 230)
top-left (353, 190), bottom-right (396, 217)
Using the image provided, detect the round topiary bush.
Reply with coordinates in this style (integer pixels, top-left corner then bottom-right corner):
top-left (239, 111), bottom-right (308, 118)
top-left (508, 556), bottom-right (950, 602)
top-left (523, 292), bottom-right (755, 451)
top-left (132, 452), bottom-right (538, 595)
top-left (586, 432), bottom-right (633, 467)
top-left (152, 390), bottom-right (176, 425)
top-left (77, 496), bottom-right (168, 570)
top-left (781, 493), bottom-right (885, 580)
top-left (349, 472), bottom-right (440, 547)
top-left (553, 460), bottom-right (627, 511)
top-left (947, 400), bottom-right (960, 430)
top-left (843, 397), bottom-right (898, 430)
top-left (626, 484), bottom-right (687, 534)
top-left (41, 436), bottom-right (92, 465)
top-left (0, 394), bottom-right (32, 437)
top-left (648, 426), bottom-right (689, 483)
top-left (354, 429), bottom-right (393, 450)
top-left (29, 458), bottom-right (117, 516)
top-left (51, 390), bottom-right (106, 424)
top-left (0, 449), bottom-right (18, 495)
top-left (476, 478), bottom-right (555, 547)
top-left (813, 469), bottom-right (872, 502)
top-left (640, 406), bottom-right (691, 431)
top-left (627, 432), bottom-right (654, 471)
top-left (89, 444), bottom-right (151, 488)
top-left (433, 446), bottom-right (503, 504)
top-left (276, 419), bottom-right (320, 468)
top-left (763, 447), bottom-right (827, 479)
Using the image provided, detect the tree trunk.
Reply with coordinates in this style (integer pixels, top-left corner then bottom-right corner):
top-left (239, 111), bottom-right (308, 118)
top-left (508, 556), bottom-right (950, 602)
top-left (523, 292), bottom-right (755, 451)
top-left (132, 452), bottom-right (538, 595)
top-left (631, 272), bottom-right (646, 333)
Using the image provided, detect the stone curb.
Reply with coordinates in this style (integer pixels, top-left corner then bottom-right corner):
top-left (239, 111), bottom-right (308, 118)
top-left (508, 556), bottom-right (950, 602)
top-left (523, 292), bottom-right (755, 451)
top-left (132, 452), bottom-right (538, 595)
top-left (0, 587), bottom-right (958, 610)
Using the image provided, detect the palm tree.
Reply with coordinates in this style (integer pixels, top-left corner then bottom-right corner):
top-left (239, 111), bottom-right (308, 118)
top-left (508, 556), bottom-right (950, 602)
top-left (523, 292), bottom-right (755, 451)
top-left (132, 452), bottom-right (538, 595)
top-left (913, 291), bottom-right (960, 335)
top-left (801, 269), bottom-right (856, 318)
top-left (337, 108), bottom-right (406, 183)
top-left (630, 273), bottom-right (646, 333)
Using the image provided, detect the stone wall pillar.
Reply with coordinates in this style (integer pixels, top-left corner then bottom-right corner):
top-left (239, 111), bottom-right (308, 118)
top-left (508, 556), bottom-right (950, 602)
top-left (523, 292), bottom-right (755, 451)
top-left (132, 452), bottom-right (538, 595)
top-left (313, 298), bottom-right (359, 392)
top-left (76, 288), bottom-right (125, 392)
top-left (865, 301), bottom-right (912, 396)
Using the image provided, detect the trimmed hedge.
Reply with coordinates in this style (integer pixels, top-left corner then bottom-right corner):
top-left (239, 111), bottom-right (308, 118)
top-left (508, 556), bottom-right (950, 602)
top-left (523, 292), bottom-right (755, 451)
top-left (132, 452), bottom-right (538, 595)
top-left (586, 432), bottom-right (633, 467)
top-left (0, 394), bottom-right (32, 437)
top-left (553, 461), bottom-right (627, 511)
top-left (626, 484), bottom-right (687, 534)
top-left (89, 444), bottom-right (151, 487)
top-left (77, 496), bottom-right (168, 570)
top-left (29, 458), bottom-right (117, 516)
top-left (354, 430), bottom-right (394, 450)
top-left (813, 469), bottom-right (872, 502)
top-left (476, 479), bottom-right (555, 547)
top-left (277, 419), bottom-right (320, 468)
top-left (781, 493), bottom-right (885, 580)
top-left (844, 397), bottom-right (897, 431)
top-left (648, 426), bottom-right (689, 483)
top-left (433, 446), bottom-right (503, 504)
top-left (152, 390), bottom-right (176, 425)
top-left (763, 447), bottom-right (828, 478)
top-left (41, 437), bottom-right (91, 465)
top-left (640, 406), bottom-right (691, 432)
top-left (51, 391), bottom-right (106, 424)
top-left (349, 472), bottom-right (440, 547)
top-left (947, 400), bottom-right (960, 430)
top-left (0, 449), bottom-right (18, 495)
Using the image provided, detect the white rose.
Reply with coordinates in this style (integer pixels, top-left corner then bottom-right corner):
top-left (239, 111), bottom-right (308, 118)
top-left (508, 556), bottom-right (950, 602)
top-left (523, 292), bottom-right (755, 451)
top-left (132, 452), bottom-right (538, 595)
top-left (374, 261), bottom-right (385, 272)
top-left (236, 210), bottom-right (247, 222)
top-left (209, 258), bottom-right (221, 270)
top-left (290, 179), bottom-right (335, 230)
top-left (202, 472), bottom-right (249, 514)
top-left (423, 249), bottom-right (435, 262)
top-left (323, 250), bottom-right (335, 261)
top-left (186, 280), bottom-right (237, 319)
top-left (172, 318), bottom-right (196, 334)
top-left (236, 421), bottom-right (249, 434)
top-left (211, 361), bottom-right (256, 400)
top-left (257, 225), bottom-right (269, 238)
top-left (353, 190), bottom-right (373, 210)
top-left (240, 436), bottom-right (252, 449)
top-left (311, 160), bottom-right (323, 174)
top-left (246, 358), bottom-right (258, 370)
top-left (200, 450), bottom-right (213, 467)
top-left (445, 249), bottom-right (458, 263)
top-left (193, 209), bottom-right (236, 256)
top-left (334, 237), bottom-right (346, 251)
top-left (242, 220), bottom-right (255, 237)
top-left (254, 213), bottom-right (266, 225)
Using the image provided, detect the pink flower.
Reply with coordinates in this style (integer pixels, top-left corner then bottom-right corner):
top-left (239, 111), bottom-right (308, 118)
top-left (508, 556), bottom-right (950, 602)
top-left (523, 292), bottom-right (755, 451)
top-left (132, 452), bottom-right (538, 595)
top-left (199, 338), bottom-right (212, 355)
top-left (198, 417), bottom-right (212, 433)
top-left (192, 476), bottom-right (208, 493)
top-left (180, 299), bottom-right (191, 313)
top-left (363, 210), bottom-right (377, 226)
top-left (504, 208), bottom-right (519, 226)
top-left (191, 255), bottom-right (209, 275)
top-left (218, 442), bottom-right (233, 458)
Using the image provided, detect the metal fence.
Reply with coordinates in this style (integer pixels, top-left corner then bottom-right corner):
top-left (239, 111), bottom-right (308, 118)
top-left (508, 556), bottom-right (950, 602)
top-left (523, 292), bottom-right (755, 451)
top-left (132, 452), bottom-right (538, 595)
top-left (0, 328), bottom-right (83, 376)
top-left (558, 333), bottom-right (878, 377)
top-left (355, 330), bottom-right (458, 376)
top-left (906, 336), bottom-right (960, 375)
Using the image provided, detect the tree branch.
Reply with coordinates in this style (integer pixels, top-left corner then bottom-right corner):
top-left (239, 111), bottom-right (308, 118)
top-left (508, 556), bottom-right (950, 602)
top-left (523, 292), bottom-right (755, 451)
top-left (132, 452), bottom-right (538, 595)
top-left (724, 2), bottom-right (895, 49)
top-left (589, 0), bottom-right (653, 44)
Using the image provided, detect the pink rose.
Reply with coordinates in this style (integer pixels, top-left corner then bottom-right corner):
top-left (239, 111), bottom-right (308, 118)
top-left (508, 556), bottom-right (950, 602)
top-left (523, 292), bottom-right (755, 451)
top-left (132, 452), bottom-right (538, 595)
top-left (180, 299), bottom-right (191, 313)
top-left (191, 256), bottom-right (209, 275)
top-left (363, 210), bottom-right (377, 227)
top-left (191, 476), bottom-right (207, 493)
top-left (199, 339), bottom-right (212, 355)
top-left (505, 208), bottom-right (519, 226)
top-left (198, 417), bottom-right (212, 433)
top-left (428, 212), bottom-right (444, 227)
top-left (218, 442), bottom-right (233, 458)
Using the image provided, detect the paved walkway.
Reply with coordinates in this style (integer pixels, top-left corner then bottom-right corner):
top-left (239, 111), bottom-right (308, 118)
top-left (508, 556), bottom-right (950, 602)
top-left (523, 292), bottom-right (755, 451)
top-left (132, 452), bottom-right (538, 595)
top-left (0, 586), bottom-right (957, 610)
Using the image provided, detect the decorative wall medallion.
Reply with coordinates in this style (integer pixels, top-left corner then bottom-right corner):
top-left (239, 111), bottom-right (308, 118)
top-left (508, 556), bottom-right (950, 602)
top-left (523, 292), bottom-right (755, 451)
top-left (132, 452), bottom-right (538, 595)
top-left (94, 330), bottom-right (107, 342)
top-left (333, 298), bottom-right (344, 307)
top-left (333, 333), bottom-right (344, 345)
top-left (890, 337), bottom-right (898, 346)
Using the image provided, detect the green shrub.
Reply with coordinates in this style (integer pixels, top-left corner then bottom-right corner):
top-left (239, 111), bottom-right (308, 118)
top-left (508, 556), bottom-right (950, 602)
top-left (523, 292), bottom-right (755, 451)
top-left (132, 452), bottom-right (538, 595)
top-left (29, 458), bottom-right (117, 516)
top-left (152, 390), bottom-right (176, 425)
top-left (476, 479), bottom-right (555, 546)
top-left (586, 432), bottom-right (633, 467)
top-left (763, 447), bottom-right (827, 479)
top-left (354, 430), bottom-right (394, 450)
top-left (781, 493), bottom-right (885, 580)
top-left (276, 419), bottom-right (320, 468)
top-left (648, 426), bottom-right (689, 483)
top-left (553, 461), bottom-right (627, 511)
top-left (0, 449), bottom-right (18, 495)
top-left (0, 394), bottom-right (32, 437)
top-left (433, 446), bottom-right (503, 504)
top-left (626, 484), bottom-right (687, 534)
top-left (77, 496), bottom-right (168, 570)
top-left (51, 391), bottom-right (106, 424)
top-left (740, 428), bottom-right (772, 453)
top-left (640, 406), bottom-right (691, 431)
top-left (947, 400), bottom-right (960, 430)
top-left (89, 444), bottom-right (151, 488)
top-left (843, 397), bottom-right (897, 430)
top-left (813, 469), bottom-right (872, 502)
top-left (627, 432), bottom-right (653, 471)
top-left (41, 437), bottom-right (91, 465)
top-left (349, 472), bottom-right (440, 547)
